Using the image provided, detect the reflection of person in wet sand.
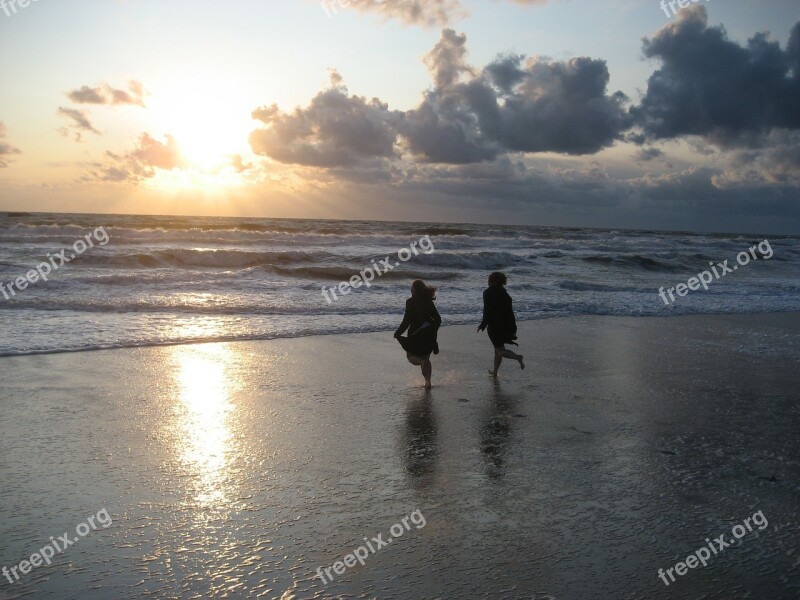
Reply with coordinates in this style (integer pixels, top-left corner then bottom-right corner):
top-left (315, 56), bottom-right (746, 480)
top-left (394, 280), bottom-right (441, 390)
top-left (480, 383), bottom-right (512, 479)
top-left (403, 393), bottom-right (438, 484)
top-left (478, 272), bottom-right (524, 377)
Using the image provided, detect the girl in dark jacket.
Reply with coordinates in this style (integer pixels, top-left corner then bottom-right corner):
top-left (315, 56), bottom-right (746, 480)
top-left (478, 272), bottom-right (524, 377)
top-left (395, 280), bottom-right (441, 389)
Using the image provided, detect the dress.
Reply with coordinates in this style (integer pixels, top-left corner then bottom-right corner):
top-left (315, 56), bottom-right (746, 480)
top-left (394, 297), bottom-right (442, 356)
top-left (479, 285), bottom-right (518, 348)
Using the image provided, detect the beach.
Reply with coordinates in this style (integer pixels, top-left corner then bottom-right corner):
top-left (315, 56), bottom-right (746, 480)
top-left (1, 312), bottom-right (799, 599)
top-left (4, 0), bottom-right (800, 597)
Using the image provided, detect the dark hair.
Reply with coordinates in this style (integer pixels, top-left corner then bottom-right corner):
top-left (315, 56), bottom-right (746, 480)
top-left (411, 279), bottom-right (436, 301)
top-left (488, 272), bottom-right (507, 287)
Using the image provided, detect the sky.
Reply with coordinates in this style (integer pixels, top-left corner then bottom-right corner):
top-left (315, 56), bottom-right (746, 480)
top-left (0, 0), bottom-right (799, 233)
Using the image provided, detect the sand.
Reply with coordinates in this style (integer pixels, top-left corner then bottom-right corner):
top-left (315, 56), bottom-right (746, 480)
top-left (1, 313), bottom-right (799, 599)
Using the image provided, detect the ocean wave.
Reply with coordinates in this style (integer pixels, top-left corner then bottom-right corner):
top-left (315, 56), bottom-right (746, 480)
top-left (557, 280), bottom-right (642, 292)
top-left (271, 265), bottom-right (461, 281)
top-left (412, 251), bottom-right (524, 269)
top-left (72, 248), bottom-right (333, 269)
top-left (581, 254), bottom-right (683, 271)
top-left (0, 298), bottom-right (387, 315)
top-left (58, 247), bottom-right (525, 273)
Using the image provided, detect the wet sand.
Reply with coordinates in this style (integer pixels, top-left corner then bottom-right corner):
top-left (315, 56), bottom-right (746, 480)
top-left (1, 313), bottom-right (799, 599)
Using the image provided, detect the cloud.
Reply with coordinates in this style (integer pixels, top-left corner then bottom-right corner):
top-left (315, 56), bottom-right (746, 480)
top-left (636, 147), bottom-right (665, 162)
top-left (320, 0), bottom-right (464, 26)
top-left (400, 30), bottom-right (499, 163)
top-left (85, 133), bottom-right (184, 182)
top-left (131, 133), bottom-right (183, 169)
top-left (0, 122), bottom-right (22, 167)
top-left (250, 30), bottom-right (630, 167)
top-left (229, 154), bottom-right (254, 173)
top-left (59, 81), bottom-right (146, 142)
top-left (631, 6), bottom-right (800, 147)
top-left (405, 32), bottom-right (631, 162)
top-left (57, 107), bottom-right (101, 141)
top-left (320, 0), bottom-right (551, 26)
top-left (716, 130), bottom-right (800, 186)
top-left (383, 157), bottom-right (799, 232)
top-left (249, 71), bottom-right (402, 167)
top-left (67, 81), bottom-right (147, 107)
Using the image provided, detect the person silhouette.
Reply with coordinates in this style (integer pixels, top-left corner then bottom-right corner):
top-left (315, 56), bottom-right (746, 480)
top-left (478, 271), bottom-right (524, 377)
top-left (394, 280), bottom-right (441, 389)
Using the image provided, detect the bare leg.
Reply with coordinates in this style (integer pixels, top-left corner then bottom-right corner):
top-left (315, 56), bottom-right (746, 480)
top-left (490, 347), bottom-right (524, 376)
top-left (407, 353), bottom-right (432, 388)
top-left (406, 352), bottom-right (424, 366)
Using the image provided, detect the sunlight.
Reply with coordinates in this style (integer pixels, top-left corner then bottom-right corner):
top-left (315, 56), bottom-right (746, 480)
top-left (148, 74), bottom-right (254, 171)
top-left (172, 343), bottom-right (236, 506)
top-left (144, 167), bottom-right (250, 194)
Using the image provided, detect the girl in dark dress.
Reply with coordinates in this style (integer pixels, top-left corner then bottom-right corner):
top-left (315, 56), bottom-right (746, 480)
top-left (478, 271), bottom-right (524, 377)
top-left (394, 280), bottom-right (441, 390)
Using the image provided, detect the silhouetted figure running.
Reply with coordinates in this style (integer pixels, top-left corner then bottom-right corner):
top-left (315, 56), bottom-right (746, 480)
top-left (478, 272), bottom-right (524, 377)
top-left (395, 280), bottom-right (441, 389)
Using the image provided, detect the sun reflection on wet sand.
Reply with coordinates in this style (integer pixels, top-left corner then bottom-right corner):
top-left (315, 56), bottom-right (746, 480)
top-left (171, 343), bottom-right (238, 507)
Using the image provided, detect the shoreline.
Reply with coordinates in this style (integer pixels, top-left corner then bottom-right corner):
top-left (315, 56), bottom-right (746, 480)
top-left (2, 309), bottom-right (799, 359)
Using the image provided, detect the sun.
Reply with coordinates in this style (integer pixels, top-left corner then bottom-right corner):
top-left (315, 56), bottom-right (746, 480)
top-left (148, 74), bottom-right (255, 171)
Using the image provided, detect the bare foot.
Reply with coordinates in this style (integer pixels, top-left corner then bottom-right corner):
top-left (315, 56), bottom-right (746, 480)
top-left (518, 356), bottom-right (525, 370)
top-left (488, 370), bottom-right (497, 377)
top-left (424, 380), bottom-right (432, 390)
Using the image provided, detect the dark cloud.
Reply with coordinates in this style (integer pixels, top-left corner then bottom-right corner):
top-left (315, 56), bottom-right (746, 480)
top-left (399, 30), bottom-right (499, 163)
top-left (628, 166), bottom-right (799, 232)
top-left (235, 19), bottom-right (800, 232)
top-left (472, 55), bottom-right (630, 155)
top-left (249, 72), bottom-right (402, 168)
top-left (631, 6), bottom-right (800, 146)
top-left (400, 90), bottom-right (499, 163)
top-left (424, 28), bottom-right (474, 88)
top-left (404, 28), bottom-right (632, 161)
top-left (634, 147), bottom-right (673, 168)
top-left (249, 30), bottom-right (631, 167)
top-left (0, 122), bottom-right (22, 167)
top-left (720, 130), bottom-right (800, 185)
top-left (396, 158), bottom-right (620, 209)
top-left (383, 158), bottom-right (799, 232)
top-left (67, 81), bottom-right (146, 107)
top-left (636, 147), bottom-right (665, 162)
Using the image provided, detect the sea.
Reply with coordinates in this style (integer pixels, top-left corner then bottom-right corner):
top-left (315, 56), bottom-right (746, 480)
top-left (1, 212), bottom-right (798, 356)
